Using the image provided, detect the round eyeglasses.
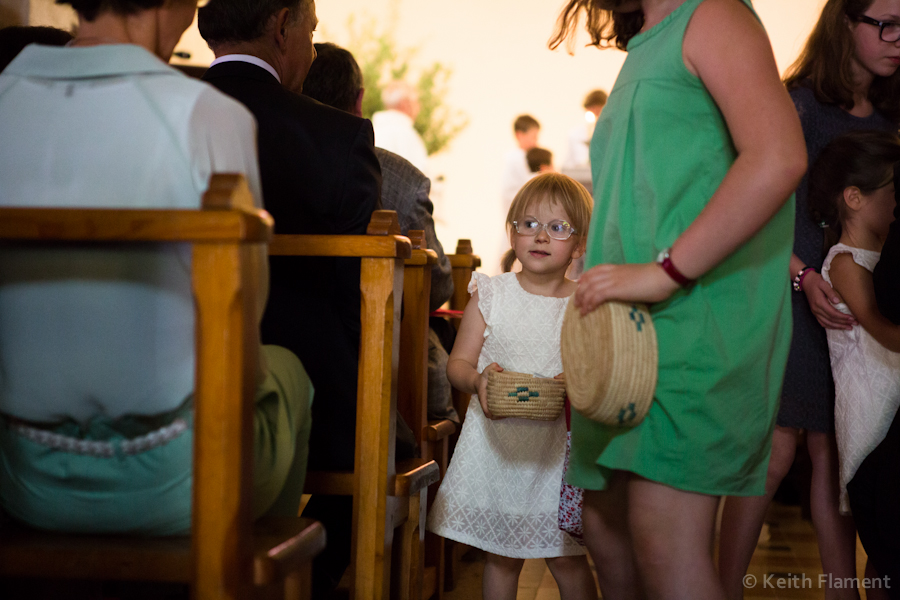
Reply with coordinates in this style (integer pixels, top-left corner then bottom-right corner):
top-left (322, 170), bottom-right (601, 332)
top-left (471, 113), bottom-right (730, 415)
top-left (855, 14), bottom-right (900, 43)
top-left (513, 217), bottom-right (577, 240)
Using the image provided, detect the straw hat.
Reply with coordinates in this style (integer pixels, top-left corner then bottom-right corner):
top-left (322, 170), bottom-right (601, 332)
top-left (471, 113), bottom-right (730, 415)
top-left (486, 371), bottom-right (566, 421)
top-left (560, 299), bottom-right (658, 426)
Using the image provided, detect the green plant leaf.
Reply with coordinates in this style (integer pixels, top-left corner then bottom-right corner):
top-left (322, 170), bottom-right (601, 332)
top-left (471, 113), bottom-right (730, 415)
top-left (344, 4), bottom-right (467, 156)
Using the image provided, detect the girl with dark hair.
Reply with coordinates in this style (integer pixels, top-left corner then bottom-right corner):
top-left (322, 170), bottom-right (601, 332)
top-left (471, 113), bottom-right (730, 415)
top-left (0, 0), bottom-right (312, 535)
top-left (811, 129), bottom-right (900, 598)
top-left (550, 1), bottom-right (805, 598)
top-left (719, 3), bottom-right (900, 597)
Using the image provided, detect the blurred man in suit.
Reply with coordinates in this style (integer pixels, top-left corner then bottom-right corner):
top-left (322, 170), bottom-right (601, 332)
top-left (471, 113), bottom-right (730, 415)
top-left (303, 41), bottom-right (459, 427)
top-left (198, 3), bottom-right (382, 594)
top-left (199, 0), bottom-right (380, 472)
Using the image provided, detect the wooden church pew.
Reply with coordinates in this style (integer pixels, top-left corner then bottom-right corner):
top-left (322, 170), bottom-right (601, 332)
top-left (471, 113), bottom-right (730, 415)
top-left (0, 174), bottom-right (326, 600)
top-left (270, 211), bottom-right (439, 600)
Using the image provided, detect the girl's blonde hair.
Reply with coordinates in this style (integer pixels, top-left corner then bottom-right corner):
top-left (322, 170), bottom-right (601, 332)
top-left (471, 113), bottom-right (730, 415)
top-left (501, 173), bottom-right (594, 273)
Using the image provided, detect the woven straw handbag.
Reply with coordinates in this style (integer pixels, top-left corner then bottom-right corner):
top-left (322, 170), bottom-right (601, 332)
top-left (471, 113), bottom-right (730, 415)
top-left (560, 299), bottom-right (658, 427)
top-left (486, 371), bottom-right (566, 421)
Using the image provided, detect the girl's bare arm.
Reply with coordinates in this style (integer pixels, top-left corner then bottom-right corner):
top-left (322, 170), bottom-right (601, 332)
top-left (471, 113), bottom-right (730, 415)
top-left (790, 253), bottom-right (857, 330)
top-left (829, 253), bottom-right (900, 352)
top-left (575, 0), bottom-right (806, 313)
top-left (446, 290), bottom-right (503, 417)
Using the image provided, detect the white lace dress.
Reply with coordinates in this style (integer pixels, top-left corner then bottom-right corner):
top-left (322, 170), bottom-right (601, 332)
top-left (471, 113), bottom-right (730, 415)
top-left (425, 272), bottom-right (584, 558)
top-left (822, 243), bottom-right (900, 514)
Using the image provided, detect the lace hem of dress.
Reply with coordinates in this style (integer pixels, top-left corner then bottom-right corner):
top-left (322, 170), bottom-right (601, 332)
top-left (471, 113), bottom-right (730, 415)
top-left (427, 501), bottom-right (583, 558)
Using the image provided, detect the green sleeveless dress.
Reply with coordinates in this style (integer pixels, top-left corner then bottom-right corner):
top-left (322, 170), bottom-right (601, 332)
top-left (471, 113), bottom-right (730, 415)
top-left (568, 0), bottom-right (794, 496)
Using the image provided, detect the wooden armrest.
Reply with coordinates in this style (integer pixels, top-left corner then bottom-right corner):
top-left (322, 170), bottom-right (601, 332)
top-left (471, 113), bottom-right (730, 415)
top-left (404, 232), bottom-right (437, 266)
top-left (0, 526), bottom-right (191, 582)
top-left (454, 239), bottom-right (473, 255)
top-left (448, 254), bottom-right (482, 269)
top-left (0, 518), bottom-right (325, 586)
top-left (305, 460), bottom-right (441, 498)
top-left (392, 459), bottom-right (440, 497)
top-left (404, 248), bottom-right (438, 267)
top-left (425, 419), bottom-right (456, 442)
top-left (0, 174), bottom-right (272, 244)
top-left (0, 207), bottom-right (272, 244)
top-left (252, 517), bottom-right (327, 585)
top-left (449, 239), bottom-right (482, 267)
top-left (268, 209), bottom-right (411, 259)
top-left (268, 234), bottom-right (411, 259)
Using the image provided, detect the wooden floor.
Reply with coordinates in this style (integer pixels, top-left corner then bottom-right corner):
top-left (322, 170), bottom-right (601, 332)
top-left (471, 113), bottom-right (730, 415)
top-left (443, 502), bottom-right (873, 600)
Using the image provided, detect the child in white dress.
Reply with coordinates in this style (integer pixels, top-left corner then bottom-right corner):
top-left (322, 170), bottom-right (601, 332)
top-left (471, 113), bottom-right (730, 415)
top-left (427, 173), bottom-right (596, 600)
top-left (809, 130), bottom-right (900, 590)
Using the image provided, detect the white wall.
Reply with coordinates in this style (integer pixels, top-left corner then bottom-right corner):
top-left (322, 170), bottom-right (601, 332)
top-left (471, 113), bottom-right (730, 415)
top-left (24, 0), bottom-right (827, 274)
top-left (1, 0), bottom-right (75, 29)
top-left (307, 0), bottom-right (827, 274)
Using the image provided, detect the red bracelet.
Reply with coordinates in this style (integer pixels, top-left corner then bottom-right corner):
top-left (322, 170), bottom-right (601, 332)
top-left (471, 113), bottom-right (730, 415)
top-left (656, 247), bottom-right (694, 287)
top-left (793, 266), bottom-right (816, 292)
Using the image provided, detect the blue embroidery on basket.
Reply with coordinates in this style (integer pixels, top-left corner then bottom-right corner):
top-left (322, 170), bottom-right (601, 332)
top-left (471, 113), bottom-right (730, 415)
top-left (508, 386), bottom-right (540, 402)
top-left (617, 402), bottom-right (638, 425)
top-left (629, 305), bottom-right (645, 332)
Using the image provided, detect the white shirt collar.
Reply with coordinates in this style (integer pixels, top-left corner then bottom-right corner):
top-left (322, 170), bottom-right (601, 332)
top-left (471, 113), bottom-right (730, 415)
top-left (373, 109), bottom-right (414, 127)
top-left (210, 54), bottom-right (281, 84)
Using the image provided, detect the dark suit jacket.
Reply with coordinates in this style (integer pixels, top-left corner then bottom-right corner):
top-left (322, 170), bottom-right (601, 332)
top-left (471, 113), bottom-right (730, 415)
top-left (204, 60), bottom-right (381, 471)
top-left (874, 201), bottom-right (900, 325)
top-left (375, 148), bottom-right (452, 311)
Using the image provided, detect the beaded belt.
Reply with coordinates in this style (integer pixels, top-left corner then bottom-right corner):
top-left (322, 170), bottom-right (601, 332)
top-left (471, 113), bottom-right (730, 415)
top-left (9, 418), bottom-right (189, 458)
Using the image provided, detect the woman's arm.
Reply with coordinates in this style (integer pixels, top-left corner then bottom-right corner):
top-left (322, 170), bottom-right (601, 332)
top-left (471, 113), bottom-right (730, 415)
top-left (446, 290), bottom-right (504, 418)
top-left (575, 0), bottom-right (806, 313)
top-left (829, 253), bottom-right (900, 352)
top-left (790, 252), bottom-right (857, 330)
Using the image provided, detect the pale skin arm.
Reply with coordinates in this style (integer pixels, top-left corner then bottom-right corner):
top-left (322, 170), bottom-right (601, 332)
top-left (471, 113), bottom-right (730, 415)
top-left (829, 253), bottom-right (900, 352)
top-left (575, 0), bottom-right (807, 313)
top-left (447, 290), bottom-right (504, 419)
top-left (789, 253), bottom-right (857, 330)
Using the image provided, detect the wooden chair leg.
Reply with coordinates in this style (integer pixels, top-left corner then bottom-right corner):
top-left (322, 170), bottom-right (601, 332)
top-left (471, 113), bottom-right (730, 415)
top-left (284, 562), bottom-right (311, 600)
top-left (423, 532), bottom-right (443, 600)
top-left (394, 489), bottom-right (426, 600)
top-left (423, 437), bottom-right (448, 600)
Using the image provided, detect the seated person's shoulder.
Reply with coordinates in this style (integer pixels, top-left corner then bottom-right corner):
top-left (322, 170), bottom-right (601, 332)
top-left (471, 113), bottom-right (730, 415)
top-left (147, 75), bottom-right (258, 145)
top-left (139, 64), bottom-right (258, 125)
top-left (375, 147), bottom-right (426, 181)
top-left (291, 92), bottom-right (372, 137)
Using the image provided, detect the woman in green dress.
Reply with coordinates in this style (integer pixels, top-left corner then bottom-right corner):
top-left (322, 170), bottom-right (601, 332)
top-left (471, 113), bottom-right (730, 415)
top-left (550, 1), bottom-right (806, 597)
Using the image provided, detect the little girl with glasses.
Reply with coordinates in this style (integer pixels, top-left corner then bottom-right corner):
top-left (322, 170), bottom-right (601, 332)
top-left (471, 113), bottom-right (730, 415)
top-left (426, 173), bottom-right (597, 600)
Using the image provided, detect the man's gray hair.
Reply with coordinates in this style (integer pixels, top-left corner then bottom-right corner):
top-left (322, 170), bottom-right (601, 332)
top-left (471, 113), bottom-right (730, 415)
top-left (381, 80), bottom-right (417, 110)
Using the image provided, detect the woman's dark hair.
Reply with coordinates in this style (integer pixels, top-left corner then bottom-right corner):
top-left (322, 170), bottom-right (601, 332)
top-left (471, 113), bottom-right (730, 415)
top-left (56, 0), bottom-right (164, 22)
top-left (302, 42), bottom-right (363, 113)
top-left (198, 0), bottom-right (311, 48)
top-left (784, 0), bottom-right (900, 123)
top-left (809, 129), bottom-right (900, 247)
top-left (0, 26), bottom-right (73, 71)
top-left (549, 0), bottom-right (644, 52)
